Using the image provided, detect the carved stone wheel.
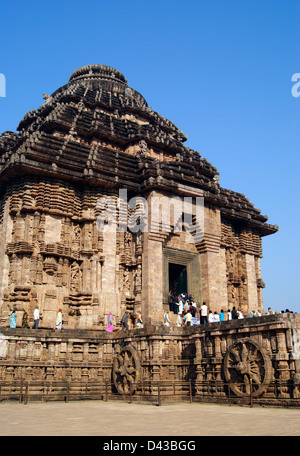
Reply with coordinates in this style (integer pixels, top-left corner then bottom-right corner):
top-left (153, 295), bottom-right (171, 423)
top-left (224, 338), bottom-right (272, 398)
top-left (113, 345), bottom-right (141, 394)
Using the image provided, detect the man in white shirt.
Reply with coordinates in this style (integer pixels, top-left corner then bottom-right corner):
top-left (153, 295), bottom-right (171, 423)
top-left (32, 305), bottom-right (39, 329)
top-left (200, 302), bottom-right (208, 324)
top-left (213, 312), bottom-right (220, 322)
top-left (164, 311), bottom-right (170, 327)
top-left (185, 311), bottom-right (193, 326)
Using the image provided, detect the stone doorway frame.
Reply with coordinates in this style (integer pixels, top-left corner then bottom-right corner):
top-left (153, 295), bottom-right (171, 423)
top-left (163, 247), bottom-right (201, 308)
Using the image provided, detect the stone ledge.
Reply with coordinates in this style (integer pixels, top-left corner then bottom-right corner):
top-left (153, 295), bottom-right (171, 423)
top-left (0, 314), bottom-right (298, 341)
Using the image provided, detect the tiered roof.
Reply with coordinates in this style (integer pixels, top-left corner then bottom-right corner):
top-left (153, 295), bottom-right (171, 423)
top-left (0, 64), bottom-right (277, 236)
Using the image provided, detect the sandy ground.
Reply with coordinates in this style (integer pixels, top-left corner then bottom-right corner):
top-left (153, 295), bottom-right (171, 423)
top-left (0, 400), bottom-right (299, 437)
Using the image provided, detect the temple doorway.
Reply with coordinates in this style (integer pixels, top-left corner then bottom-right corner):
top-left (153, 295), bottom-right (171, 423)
top-left (163, 246), bottom-right (201, 308)
top-left (169, 263), bottom-right (187, 296)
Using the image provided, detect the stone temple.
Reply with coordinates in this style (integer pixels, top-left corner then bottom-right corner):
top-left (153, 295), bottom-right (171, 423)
top-left (0, 64), bottom-right (278, 330)
top-left (1, 65), bottom-right (300, 406)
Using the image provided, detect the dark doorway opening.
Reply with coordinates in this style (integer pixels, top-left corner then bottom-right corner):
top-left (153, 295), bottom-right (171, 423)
top-left (169, 263), bottom-right (187, 296)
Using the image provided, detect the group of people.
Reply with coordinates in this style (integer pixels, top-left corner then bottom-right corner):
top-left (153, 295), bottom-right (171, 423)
top-left (206, 306), bottom-right (244, 322)
top-left (9, 309), bottom-right (32, 329)
top-left (166, 293), bottom-right (202, 327)
top-left (107, 310), bottom-right (144, 332)
top-left (168, 293), bottom-right (214, 326)
top-left (164, 298), bottom-right (294, 328)
top-left (9, 304), bottom-right (295, 332)
top-left (164, 310), bottom-right (194, 328)
top-left (8, 307), bottom-right (143, 333)
top-left (119, 310), bottom-right (143, 331)
top-left (9, 306), bottom-right (63, 330)
top-left (168, 291), bottom-right (198, 317)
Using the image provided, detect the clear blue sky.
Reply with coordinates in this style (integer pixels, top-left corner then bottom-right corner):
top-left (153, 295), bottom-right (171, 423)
top-left (0, 0), bottom-right (299, 313)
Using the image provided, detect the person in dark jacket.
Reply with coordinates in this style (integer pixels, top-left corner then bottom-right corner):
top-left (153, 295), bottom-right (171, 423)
top-left (121, 311), bottom-right (129, 331)
top-left (231, 306), bottom-right (238, 320)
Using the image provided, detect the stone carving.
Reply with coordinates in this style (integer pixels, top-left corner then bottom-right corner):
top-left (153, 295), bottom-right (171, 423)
top-left (223, 338), bottom-right (272, 397)
top-left (0, 315), bottom-right (299, 405)
top-left (112, 345), bottom-right (141, 394)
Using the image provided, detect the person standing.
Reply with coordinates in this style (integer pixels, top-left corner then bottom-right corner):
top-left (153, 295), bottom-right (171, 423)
top-left (191, 301), bottom-right (197, 317)
top-left (137, 310), bottom-right (143, 328)
top-left (164, 310), bottom-right (170, 327)
top-left (183, 300), bottom-right (189, 315)
top-left (176, 313), bottom-right (182, 327)
top-left (173, 295), bottom-right (179, 314)
top-left (200, 302), bottom-right (208, 324)
top-left (105, 312), bottom-right (113, 332)
top-left (213, 311), bottom-right (220, 322)
top-left (10, 310), bottom-right (16, 328)
top-left (22, 311), bottom-right (29, 328)
top-left (56, 309), bottom-right (63, 330)
top-left (185, 311), bottom-right (193, 326)
top-left (121, 311), bottom-right (129, 331)
top-left (231, 306), bottom-right (238, 320)
top-left (219, 309), bottom-right (225, 321)
top-left (237, 308), bottom-right (244, 319)
top-left (178, 297), bottom-right (183, 316)
top-left (246, 310), bottom-right (255, 318)
top-left (32, 305), bottom-right (40, 329)
top-left (168, 291), bottom-right (175, 313)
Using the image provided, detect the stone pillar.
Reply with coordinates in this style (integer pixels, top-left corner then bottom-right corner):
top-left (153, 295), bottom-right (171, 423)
top-left (102, 229), bottom-right (117, 293)
top-left (0, 198), bottom-right (13, 309)
top-left (245, 254), bottom-right (259, 311)
top-left (141, 233), bottom-right (163, 324)
top-left (276, 329), bottom-right (290, 398)
top-left (101, 225), bottom-right (120, 317)
top-left (81, 368), bottom-right (89, 383)
top-left (197, 206), bottom-right (227, 312)
top-left (46, 367), bottom-right (55, 382)
top-left (193, 334), bottom-right (204, 397)
top-left (255, 256), bottom-right (265, 313)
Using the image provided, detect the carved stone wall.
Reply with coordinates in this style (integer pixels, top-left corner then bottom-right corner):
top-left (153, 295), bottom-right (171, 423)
top-left (0, 177), bottom-right (144, 330)
top-left (220, 219), bottom-right (265, 315)
top-left (0, 177), bottom-right (273, 328)
top-left (0, 314), bottom-right (299, 404)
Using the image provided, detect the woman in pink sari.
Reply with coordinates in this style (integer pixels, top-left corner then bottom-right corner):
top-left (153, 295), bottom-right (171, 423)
top-left (106, 312), bottom-right (113, 332)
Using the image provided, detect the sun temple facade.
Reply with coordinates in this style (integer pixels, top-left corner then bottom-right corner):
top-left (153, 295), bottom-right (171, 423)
top-left (0, 64), bottom-right (278, 330)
